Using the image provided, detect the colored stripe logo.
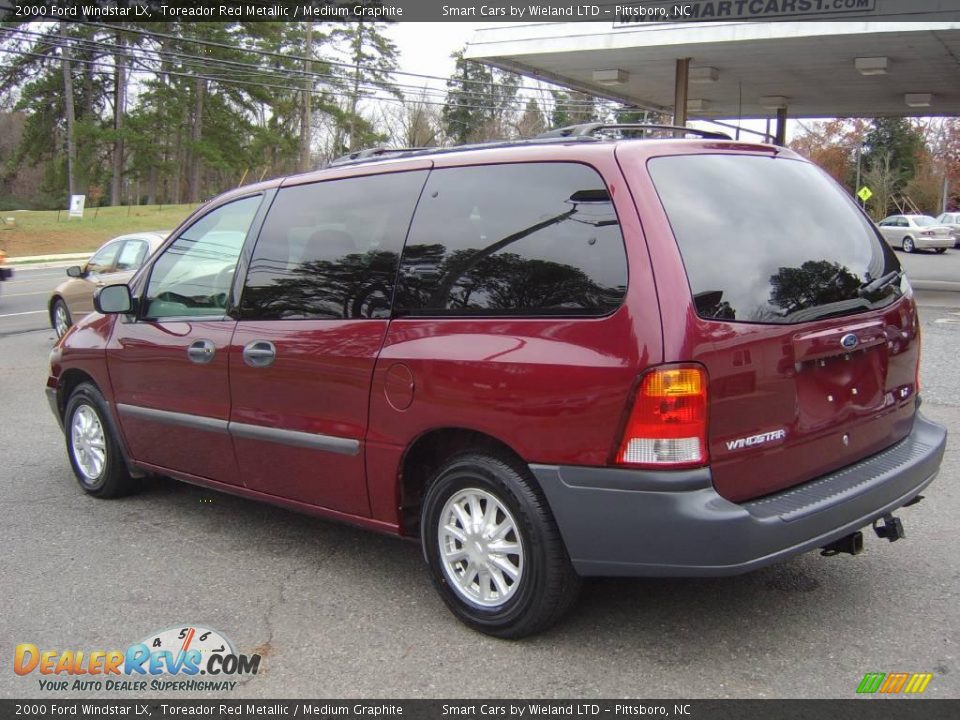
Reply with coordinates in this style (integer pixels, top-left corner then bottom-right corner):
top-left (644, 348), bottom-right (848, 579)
top-left (857, 672), bottom-right (933, 694)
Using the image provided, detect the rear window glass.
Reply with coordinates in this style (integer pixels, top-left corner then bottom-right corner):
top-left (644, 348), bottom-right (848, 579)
top-left (395, 163), bottom-right (627, 317)
top-left (648, 154), bottom-right (902, 324)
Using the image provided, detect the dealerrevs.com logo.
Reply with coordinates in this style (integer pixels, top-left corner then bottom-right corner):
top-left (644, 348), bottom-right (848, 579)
top-left (14, 625), bottom-right (261, 692)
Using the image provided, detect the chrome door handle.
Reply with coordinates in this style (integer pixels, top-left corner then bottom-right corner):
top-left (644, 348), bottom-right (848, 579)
top-left (242, 340), bottom-right (276, 368)
top-left (187, 339), bottom-right (216, 364)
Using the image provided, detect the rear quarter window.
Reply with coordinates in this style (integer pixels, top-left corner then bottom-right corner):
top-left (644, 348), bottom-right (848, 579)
top-left (648, 154), bottom-right (901, 324)
top-left (395, 162), bottom-right (627, 317)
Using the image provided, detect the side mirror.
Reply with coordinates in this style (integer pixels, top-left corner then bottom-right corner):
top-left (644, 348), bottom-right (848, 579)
top-left (66, 265), bottom-right (83, 278)
top-left (94, 284), bottom-right (133, 314)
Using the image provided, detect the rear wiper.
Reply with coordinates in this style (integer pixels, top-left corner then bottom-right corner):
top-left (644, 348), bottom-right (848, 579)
top-left (858, 270), bottom-right (902, 296)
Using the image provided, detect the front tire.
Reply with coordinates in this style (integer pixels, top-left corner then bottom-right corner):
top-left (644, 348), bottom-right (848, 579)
top-left (421, 452), bottom-right (580, 638)
top-left (51, 298), bottom-right (72, 339)
top-left (64, 383), bottom-right (137, 498)
top-left (902, 236), bottom-right (915, 253)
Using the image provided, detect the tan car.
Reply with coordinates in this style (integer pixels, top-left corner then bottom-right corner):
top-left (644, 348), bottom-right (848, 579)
top-left (49, 231), bottom-right (167, 338)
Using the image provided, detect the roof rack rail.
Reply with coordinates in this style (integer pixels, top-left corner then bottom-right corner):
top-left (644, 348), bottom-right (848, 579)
top-left (329, 146), bottom-right (431, 167)
top-left (537, 123), bottom-right (732, 140)
top-left (324, 136), bottom-right (602, 169)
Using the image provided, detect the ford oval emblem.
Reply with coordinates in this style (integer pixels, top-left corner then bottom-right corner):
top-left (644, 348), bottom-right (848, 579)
top-left (840, 333), bottom-right (859, 350)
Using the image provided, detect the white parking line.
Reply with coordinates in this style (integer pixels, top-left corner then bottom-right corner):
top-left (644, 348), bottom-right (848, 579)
top-left (0, 310), bottom-right (46, 319)
top-left (1, 290), bottom-right (49, 297)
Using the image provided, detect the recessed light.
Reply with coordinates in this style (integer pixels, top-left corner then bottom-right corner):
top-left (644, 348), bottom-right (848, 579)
top-left (855, 57), bottom-right (889, 76)
top-left (689, 67), bottom-right (719, 84)
top-left (592, 69), bottom-right (629, 86)
top-left (760, 96), bottom-right (789, 110)
top-left (904, 93), bottom-right (932, 108)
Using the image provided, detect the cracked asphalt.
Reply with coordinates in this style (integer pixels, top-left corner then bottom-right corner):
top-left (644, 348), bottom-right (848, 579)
top-left (1, 299), bottom-right (957, 700)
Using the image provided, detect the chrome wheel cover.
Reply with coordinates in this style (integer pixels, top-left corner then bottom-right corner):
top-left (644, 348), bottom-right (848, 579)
top-left (71, 404), bottom-right (106, 483)
top-left (438, 488), bottom-right (524, 608)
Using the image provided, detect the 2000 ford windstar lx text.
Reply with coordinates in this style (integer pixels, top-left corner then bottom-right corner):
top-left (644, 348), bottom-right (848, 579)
top-left (46, 124), bottom-right (947, 637)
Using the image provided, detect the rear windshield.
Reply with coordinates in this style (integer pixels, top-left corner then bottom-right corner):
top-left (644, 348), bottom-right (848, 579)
top-left (648, 154), bottom-right (902, 324)
top-left (912, 216), bottom-right (937, 227)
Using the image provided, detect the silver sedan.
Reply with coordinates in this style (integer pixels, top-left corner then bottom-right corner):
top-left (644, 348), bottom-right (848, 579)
top-left (935, 212), bottom-right (960, 248)
top-left (876, 214), bottom-right (953, 253)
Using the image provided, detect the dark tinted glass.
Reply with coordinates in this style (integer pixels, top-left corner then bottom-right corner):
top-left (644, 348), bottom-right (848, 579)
top-left (241, 171), bottom-right (428, 320)
top-left (395, 163), bottom-right (627, 316)
top-left (648, 155), bottom-right (902, 324)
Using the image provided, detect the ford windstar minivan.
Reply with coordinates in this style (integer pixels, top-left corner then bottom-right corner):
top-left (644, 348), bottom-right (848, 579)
top-left (47, 124), bottom-right (947, 637)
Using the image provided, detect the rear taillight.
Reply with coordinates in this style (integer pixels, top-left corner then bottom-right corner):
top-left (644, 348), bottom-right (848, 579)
top-left (920, 230), bottom-right (933, 237)
top-left (615, 365), bottom-right (708, 468)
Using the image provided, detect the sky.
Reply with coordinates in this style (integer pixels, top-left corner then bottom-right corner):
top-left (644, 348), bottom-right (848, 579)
top-left (387, 22), bottom-right (485, 88)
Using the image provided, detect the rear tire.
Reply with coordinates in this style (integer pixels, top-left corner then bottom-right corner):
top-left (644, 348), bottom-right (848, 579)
top-left (64, 383), bottom-right (137, 498)
top-left (421, 451), bottom-right (581, 638)
top-left (902, 237), bottom-right (915, 253)
top-left (51, 298), bottom-right (72, 339)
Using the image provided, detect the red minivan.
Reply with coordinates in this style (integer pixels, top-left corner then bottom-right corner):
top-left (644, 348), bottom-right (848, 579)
top-left (47, 125), bottom-right (947, 638)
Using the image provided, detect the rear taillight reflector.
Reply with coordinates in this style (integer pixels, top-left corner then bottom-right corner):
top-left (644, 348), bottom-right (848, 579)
top-left (616, 365), bottom-right (708, 469)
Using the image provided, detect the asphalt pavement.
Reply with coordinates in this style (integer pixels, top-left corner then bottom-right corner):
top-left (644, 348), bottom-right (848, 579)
top-left (0, 251), bottom-right (958, 700)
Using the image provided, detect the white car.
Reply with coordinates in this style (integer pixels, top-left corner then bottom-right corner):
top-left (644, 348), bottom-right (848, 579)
top-left (876, 215), bottom-right (953, 253)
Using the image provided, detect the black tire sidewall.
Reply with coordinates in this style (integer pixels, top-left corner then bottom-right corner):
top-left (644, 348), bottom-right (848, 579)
top-left (421, 453), bottom-right (558, 636)
top-left (64, 384), bottom-right (129, 497)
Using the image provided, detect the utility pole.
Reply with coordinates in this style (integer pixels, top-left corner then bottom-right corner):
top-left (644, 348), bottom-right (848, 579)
top-left (60, 22), bottom-right (77, 200)
top-left (299, 22), bottom-right (313, 173)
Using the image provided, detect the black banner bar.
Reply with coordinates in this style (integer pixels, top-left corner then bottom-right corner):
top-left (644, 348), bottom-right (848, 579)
top-left (1, 700), bottom-right (959, 720)
top-left (1, 0), bottom-right (959, 23)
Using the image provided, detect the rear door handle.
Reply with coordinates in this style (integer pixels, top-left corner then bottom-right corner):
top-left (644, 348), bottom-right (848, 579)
top-left (242, 340), bottom-right (276, 368)
top-left (187, 339), bottom-right (216, 364)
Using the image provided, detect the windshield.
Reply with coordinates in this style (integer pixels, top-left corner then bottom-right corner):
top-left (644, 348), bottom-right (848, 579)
top-left (911, 216), bottom-right (937, 227)
top-left (648, 154), bottom-right (903, 325)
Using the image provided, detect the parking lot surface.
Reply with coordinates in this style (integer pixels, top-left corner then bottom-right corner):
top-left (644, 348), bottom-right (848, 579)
top-left (0, 290), bottom-right (957, 700)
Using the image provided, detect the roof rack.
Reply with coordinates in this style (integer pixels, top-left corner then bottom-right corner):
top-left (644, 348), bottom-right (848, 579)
top-left (537, 123), bottom-right (732, 140)
top-left (329, 146), bottom-right (431, 167)
top-left (326, 136), bottom-right (600, 169)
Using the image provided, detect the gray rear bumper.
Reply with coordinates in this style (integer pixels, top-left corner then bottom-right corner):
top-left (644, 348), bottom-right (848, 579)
top-left (531, 413), bottom-right (947, 577)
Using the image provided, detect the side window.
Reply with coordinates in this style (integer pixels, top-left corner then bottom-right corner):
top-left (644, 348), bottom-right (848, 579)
top-left (240, 170), bottom-right (428, 320)
top-left (116, 240), bottom-right (148, 271)
top-left (87, 241), bottom-right (121, 274)
top-left (395, 163), bottom-right (628, 316)
top-left (145, 195), bottom-right (261, 319)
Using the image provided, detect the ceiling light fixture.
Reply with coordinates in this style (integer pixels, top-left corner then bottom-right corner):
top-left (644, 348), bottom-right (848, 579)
top-left (592, 69), bottom-right (629, 86)
top-left (855, 57), bottom-right (889, 76)
top-left (760, 95), bottom-right (789, 110)
top-left (689, 66), bottom-right (719, 84)
top-left (904, 93), bottom-right (932, 108)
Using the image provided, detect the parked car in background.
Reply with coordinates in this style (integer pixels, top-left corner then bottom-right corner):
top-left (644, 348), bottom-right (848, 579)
top-left (49, 231), bottom-right (167, 338)
top-left (876, 215), bottom-right (953, 253)
top-left (934, 212), bottom-right (960, 248)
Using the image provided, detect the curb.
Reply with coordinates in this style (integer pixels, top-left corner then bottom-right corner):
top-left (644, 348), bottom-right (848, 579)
top-left (6, 252), bottom-right (90, 266)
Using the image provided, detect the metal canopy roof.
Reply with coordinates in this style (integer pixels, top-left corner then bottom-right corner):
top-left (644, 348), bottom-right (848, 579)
top-left (465, 22), bottom-right (960, 119)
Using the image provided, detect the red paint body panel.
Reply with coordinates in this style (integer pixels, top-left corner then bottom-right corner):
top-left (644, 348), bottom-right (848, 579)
top-left (229, 319), bottom-right (384, 516)
top-left (107, 318), bottom-right (241, 483)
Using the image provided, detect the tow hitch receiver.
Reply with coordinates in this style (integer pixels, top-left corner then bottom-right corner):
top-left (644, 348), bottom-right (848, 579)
top-left (873, 513), bottom-right (906, 542)
top-left (821, 531), bottom-right (864, 556)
